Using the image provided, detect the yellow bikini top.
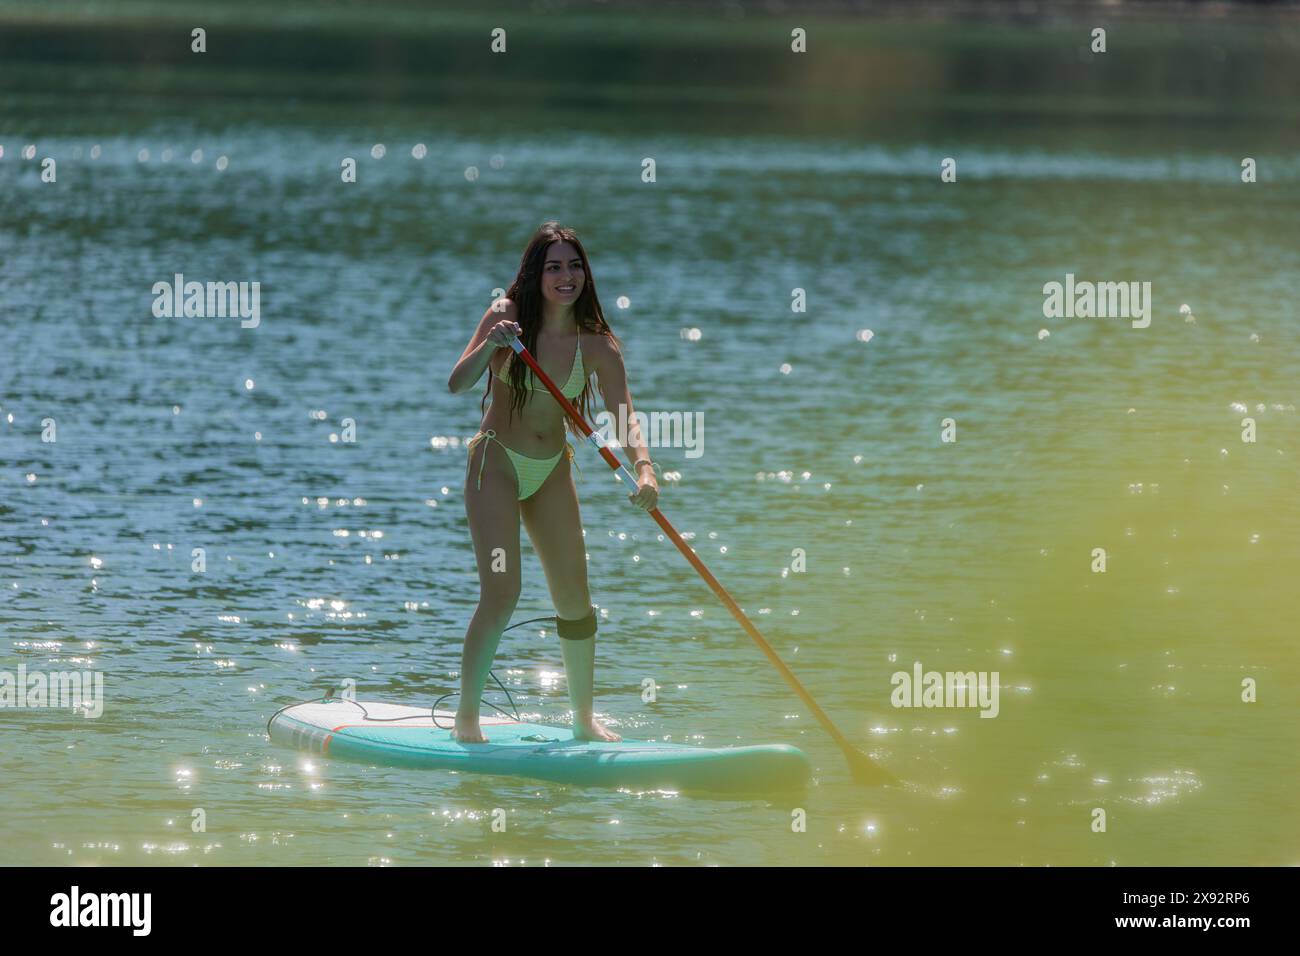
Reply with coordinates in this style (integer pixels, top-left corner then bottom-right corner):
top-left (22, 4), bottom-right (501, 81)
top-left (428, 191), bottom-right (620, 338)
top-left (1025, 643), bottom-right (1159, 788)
top-left (494, 335), bottom-right (586, 399)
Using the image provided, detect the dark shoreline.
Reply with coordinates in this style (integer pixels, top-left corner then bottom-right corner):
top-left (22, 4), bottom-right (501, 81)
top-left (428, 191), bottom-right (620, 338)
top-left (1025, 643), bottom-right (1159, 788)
top-left (567, 0), bottom-right (1300, 19)
top-left (1, 0), bottom-right (1296, 137)
top-left (2, 0), bottom-right (1299, 26)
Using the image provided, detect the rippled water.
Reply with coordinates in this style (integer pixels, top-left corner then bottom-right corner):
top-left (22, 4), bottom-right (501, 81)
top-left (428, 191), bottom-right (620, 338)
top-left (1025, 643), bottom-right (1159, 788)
top-left (2, 7), bottom-right (1298, 866)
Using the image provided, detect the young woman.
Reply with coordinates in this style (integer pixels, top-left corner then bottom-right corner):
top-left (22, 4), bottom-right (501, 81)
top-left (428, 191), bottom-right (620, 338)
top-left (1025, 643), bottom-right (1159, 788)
top-left (446, 222), bottom-right (659, 743)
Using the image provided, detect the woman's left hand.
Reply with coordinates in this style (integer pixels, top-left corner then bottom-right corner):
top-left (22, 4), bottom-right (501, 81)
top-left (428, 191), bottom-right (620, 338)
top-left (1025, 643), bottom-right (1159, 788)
top-left (627, 468), bottom-right (659, 511)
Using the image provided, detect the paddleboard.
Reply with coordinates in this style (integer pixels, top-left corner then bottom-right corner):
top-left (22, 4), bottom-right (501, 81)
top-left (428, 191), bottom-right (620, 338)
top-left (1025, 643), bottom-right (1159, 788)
top-left (269, 698), bottom-right (811, 792)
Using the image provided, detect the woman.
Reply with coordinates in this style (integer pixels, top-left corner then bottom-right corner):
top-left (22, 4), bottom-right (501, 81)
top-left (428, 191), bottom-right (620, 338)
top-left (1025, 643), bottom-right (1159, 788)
top-left (447, 222), bottom-right (659, 744)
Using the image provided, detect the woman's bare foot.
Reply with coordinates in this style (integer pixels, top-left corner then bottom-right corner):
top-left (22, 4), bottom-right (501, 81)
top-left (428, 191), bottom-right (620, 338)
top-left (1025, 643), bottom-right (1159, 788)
top-left (451, 715), bottom-right (487, 744)
top-left (573, 716), bottom-right (621, 742)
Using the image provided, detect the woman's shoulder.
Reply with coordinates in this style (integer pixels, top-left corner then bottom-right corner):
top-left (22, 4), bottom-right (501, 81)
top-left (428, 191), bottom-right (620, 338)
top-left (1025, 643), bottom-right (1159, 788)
top-left (581, 328), bottom-right (619, 355)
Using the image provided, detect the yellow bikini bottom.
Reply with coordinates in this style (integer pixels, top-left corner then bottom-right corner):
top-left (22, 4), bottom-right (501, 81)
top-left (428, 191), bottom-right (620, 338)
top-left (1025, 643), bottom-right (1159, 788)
top-left (465, 429), bottom-right (581, 500)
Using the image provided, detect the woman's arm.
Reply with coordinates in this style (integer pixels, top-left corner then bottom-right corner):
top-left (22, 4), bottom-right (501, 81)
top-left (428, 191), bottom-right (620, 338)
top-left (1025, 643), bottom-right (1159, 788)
top-left (447, 299), bottom-right (520, 394)
top-left (591, 335), bottom-right (660, 507)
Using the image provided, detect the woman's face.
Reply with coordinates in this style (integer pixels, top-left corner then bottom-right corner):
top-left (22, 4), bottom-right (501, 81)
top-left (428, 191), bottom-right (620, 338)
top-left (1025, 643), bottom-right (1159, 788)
top-left (540, 241), bottom-right (586, 306)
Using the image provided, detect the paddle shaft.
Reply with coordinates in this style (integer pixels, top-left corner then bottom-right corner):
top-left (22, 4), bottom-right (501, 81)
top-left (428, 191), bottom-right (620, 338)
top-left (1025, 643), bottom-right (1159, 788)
top-left (506, 337), bottom-right (885, 778)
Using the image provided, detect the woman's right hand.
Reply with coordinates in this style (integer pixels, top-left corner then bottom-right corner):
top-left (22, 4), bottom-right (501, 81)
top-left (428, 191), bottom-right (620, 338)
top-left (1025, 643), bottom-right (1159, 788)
top-left (487, 320), bottom-right (522, 348)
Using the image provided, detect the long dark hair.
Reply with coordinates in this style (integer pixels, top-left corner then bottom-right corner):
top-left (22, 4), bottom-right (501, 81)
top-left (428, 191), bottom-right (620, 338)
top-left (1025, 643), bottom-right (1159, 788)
top-left (481, 221), bottom-right (620, 437)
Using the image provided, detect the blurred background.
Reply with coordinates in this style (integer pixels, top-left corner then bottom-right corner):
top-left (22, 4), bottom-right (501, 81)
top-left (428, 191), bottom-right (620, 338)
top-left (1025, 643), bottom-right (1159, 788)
top-left (0, 0), bottom-right (1297, 866)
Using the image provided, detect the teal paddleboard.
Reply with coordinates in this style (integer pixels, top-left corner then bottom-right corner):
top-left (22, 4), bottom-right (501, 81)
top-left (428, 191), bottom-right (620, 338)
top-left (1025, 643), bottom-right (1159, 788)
top-left (269, 699), bottom-right (810, 792)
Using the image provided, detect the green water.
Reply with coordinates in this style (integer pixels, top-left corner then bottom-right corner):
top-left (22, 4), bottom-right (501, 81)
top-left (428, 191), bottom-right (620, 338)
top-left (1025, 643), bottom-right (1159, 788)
top-left (0, 1), bottom-right (1296, 865)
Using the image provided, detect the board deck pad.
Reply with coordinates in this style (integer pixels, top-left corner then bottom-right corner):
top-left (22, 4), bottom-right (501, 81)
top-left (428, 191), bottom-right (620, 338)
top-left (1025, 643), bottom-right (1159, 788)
top-left (269, 699), bottom-right (811, 792)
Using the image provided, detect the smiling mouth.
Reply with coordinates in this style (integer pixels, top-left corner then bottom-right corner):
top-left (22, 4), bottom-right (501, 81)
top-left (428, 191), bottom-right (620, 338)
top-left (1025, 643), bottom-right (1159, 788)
top-left (556, 286), bottom-right (576, 293)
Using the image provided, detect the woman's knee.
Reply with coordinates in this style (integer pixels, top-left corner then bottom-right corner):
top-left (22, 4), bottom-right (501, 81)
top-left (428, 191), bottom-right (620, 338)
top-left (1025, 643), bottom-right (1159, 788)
top-left (471, 537), bottom-right (521, 607)
top-left (477, 579), bottom-right (521, 618)
top-left (552, 588), bottom-right (592, 622)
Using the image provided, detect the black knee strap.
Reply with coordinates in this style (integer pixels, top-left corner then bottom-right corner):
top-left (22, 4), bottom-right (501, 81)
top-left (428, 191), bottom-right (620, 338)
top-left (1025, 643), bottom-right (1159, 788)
top-left (556, 607), bottom-right (598, 640)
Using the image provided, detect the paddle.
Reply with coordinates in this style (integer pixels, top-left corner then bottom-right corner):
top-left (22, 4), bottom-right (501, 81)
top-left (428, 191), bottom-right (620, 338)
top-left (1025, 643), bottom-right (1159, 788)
top-left (507, 337), bottom-right (894, 785)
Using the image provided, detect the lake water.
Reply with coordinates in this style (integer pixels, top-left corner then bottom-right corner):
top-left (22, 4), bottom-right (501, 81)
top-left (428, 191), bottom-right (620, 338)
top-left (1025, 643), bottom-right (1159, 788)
top-left (0, 3), bottom-right (1297, 866)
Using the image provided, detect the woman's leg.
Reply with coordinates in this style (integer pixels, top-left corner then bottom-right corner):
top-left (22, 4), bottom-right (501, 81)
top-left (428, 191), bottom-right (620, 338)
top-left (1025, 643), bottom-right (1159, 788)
top-left (521, 451), bottom-right (621, 742)
top-left (456, 434), bottom-right (523, 742)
